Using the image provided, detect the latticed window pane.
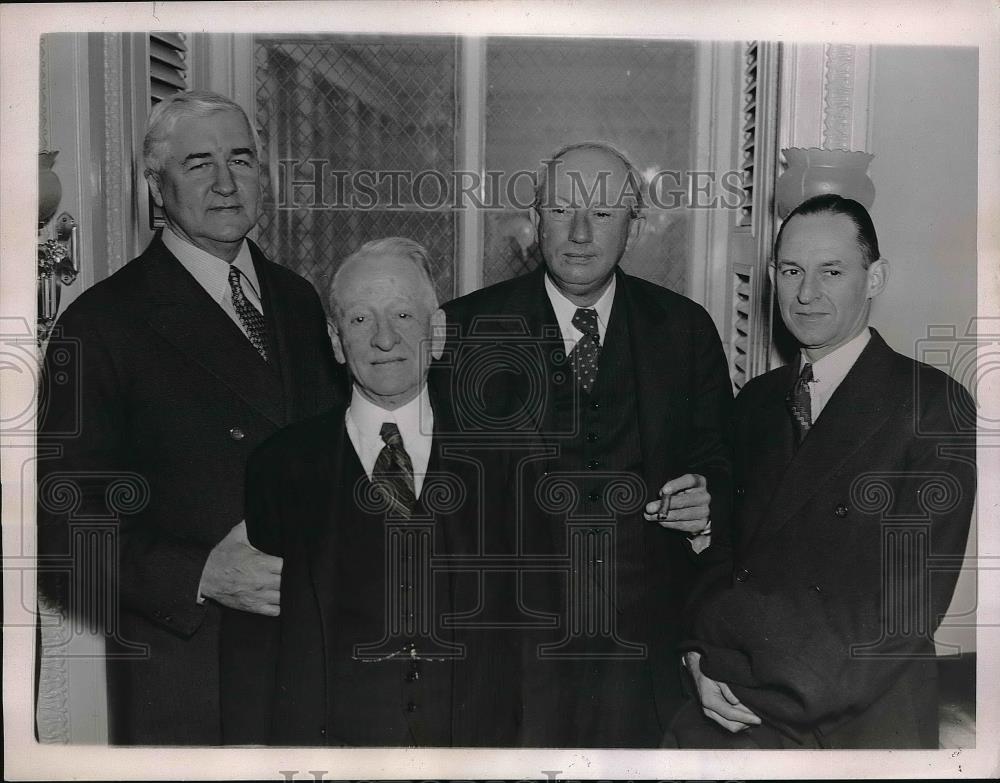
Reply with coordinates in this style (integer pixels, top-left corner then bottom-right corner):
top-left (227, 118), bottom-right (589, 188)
top-left (254, 35), bottom-right (457, 310)
top-left (484, 38), bottom-right (695, 294)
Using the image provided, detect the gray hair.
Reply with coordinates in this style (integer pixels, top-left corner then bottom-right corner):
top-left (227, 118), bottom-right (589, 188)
top-left (142, 90), bottom-right (260, 175)
top-left (329, 237), bottom-right (439, 315)
top-left (533, 140), bottom-right (646, 216)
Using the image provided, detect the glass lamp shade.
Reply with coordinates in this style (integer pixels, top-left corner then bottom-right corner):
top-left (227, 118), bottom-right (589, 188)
top-left (775, 147), bottom-right (875, 219)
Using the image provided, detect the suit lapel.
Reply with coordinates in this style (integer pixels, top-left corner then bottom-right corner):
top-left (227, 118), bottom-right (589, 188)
top-left (620, 274), bottom-right (678, 487)
top-left (305, 412), bottom-right (355, 653)
top-left (753, 333), bottom-right (898, 540)
top-left (252, 242), bottom-right (307, 424)
top-left (141, 237), bottom-right (286, 426)
top-left (495, 267), bottom-right (563, 436)
top-left (739, 365), bottom-right (797, 543)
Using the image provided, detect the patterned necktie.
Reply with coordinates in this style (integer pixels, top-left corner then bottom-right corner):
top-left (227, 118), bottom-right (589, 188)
top-left (372, 422), bottom-right (417, 518)
top-left (570, 307), bottom-right (601, 394)
top-left (786, 361), bottom-right (814, 445)
top-left (228, 265), bottom-right (268, 361)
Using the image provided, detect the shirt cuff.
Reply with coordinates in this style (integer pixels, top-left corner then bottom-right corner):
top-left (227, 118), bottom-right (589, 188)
top-left (688, 533), bottom-right (712, 554)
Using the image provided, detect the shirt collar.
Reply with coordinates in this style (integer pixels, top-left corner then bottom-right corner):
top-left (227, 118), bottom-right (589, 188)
top-left (346, 383), bottom-right (434, 445)
top-left (802, 327), bottom-right (872, 385)
top-left (162, 226), bottom-right (260, 304)
top-left (543, 272), bottom-right (616, 342)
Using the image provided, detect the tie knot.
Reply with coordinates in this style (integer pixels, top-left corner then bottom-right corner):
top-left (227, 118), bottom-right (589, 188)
top-left (228, 264), bottom-right (241, 286)
top-left (380, 421), bottom-right (403, 448)
top-left (572, 307), bottom-right (600, 339)
top-left (798, 362), bottom-right (814, 384)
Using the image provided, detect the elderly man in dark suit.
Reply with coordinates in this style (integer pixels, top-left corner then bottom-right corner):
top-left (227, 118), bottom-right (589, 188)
top-left (219, 238), bottom-right (519, 746)
top-left (675, 194), bottom-right (976, 749)
top-left (37, 90), bottom-right (343, 744)
top-left (443, 142), bottom-right (733, 747)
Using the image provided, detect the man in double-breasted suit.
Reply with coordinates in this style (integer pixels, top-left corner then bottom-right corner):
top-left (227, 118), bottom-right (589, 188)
top-left (443, 142), bottom-right (733, 747)
top-left (219, 238), bottom-right (520, 746)
top-left (37, 90), bottom-right (343, 744)
top-left (675, 194), bottom-right (976, 748)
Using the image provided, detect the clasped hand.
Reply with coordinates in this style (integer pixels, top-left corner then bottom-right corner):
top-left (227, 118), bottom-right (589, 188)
top-left (685, 650), bottom-right (761, 732)
top-left (199, 521), bottom-right (282, 616)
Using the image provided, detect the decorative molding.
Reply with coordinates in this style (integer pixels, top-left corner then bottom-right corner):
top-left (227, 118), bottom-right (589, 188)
top-left (39, 36), bottom-right (50, 150)
top-left (36, 596), bottom-right (70, 743)
top-left (822, 44), bottom-right (857, 150)
top-left (821, 44), bottom-right (873, 152)
top-left (103, 33), bottom-right (126, 274)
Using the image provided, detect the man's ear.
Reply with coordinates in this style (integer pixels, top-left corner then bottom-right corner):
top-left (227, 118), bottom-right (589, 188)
top-left (625, 211), bottom-right (645, 253)
top-left (145, 170), bottom-right (165, 208)
top-left (529, 206), bottom-right (541, 239)
top-left (430, 307), bottom-right (446, 360)
top-left (866, 258), bottom-right (889, 299)
top-left (327, 318), bottom-right (346, 365)
top-left (767, 261), bottom-right (776, 288)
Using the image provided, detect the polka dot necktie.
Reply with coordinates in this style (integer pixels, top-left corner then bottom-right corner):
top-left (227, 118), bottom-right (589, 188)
top-left (373, 422), bottom-right (417, 518)
top-left (786, 361), bottom-right (814, 446)
top-left (570, 307), bottom-right (601, 395)
top-left (228, 265), bottom-right (268, 361)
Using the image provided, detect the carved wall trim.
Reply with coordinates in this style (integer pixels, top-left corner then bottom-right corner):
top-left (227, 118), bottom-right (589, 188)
top-left (36, 596), bottom-right (70, 743)
top-left (39, 36), bottom-right (50, 150)
top-left (822, 44), bottom-right (856, 150)
top-left (822, 43), bottom-right (873, 152)
top-left (103, 33), bottom-right (126, 274)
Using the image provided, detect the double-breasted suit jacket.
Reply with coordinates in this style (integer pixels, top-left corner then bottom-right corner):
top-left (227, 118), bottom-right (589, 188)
top-left (682, 330), bottom-right (976, 748)
top-left (37, 233), bottom-right (343, 744)
top-left (442, 265), bottom-right (733, 746)
top-left (219, 389), bottom-right (521, 746)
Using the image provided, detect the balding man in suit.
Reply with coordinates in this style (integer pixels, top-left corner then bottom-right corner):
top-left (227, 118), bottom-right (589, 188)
top-left (443, 141), bottom-right (733, 747)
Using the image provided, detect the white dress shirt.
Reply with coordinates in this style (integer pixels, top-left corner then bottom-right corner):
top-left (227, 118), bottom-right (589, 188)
top-left (801, 328), bottom-right (871, 422)
top-left (544, 273), bottom-right (616, 352)
top-left (345, 385), bottom-right (434, 497)
top-left (163, 227), bottom-right (263, 338)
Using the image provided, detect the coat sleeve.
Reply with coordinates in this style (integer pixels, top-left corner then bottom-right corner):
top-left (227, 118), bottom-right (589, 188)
top-left (688, 375), bottom-right (976, 732)
top-left (37, 308), bottom-right (213, 637)
top-left (681, 381), bottom-right (745, 633)
top-left (219, 442), bottom-right (285, 744)
top-left (681, 304), bottom-right (735, 570)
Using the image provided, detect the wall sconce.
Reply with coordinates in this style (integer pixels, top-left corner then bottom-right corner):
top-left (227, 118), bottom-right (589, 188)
top-left (38, 151), bottom-right (79, 345)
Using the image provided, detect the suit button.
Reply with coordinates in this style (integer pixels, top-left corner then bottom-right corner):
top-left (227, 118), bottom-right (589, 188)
top-left (406, 701), bottom-right (418, 713)
top-left (586, 432), bottom-right (599, 443)
top-left (735, 568), bottom-right (751, 582)
top-left (590, 400), bottom-right (600, 410)
top-left (736, 487), bottom-right (745, 497)
top-left (229, 426), bottom-right (245, 441)
top-left (320, 726), bottom-right (326, 736)
top-left (406, 669), bottom-right (420, 682)
top-left (810, 584), bottom-right (822, 593)
top-left (587, 459), bottom-right (601, 470)
top-left (834, 504), bottom-right (849, 518)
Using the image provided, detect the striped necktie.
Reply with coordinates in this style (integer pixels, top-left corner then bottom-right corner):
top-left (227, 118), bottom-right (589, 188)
top-left (786, 362), bottom-right (814, 446)
top-left (373, 422), bottom-right (417, 518)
